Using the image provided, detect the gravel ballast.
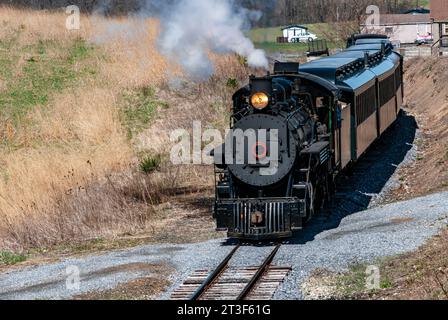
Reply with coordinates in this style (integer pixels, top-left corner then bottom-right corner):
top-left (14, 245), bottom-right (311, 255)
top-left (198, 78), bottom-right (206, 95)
top-left (0, 191), bottom-right (446, 300)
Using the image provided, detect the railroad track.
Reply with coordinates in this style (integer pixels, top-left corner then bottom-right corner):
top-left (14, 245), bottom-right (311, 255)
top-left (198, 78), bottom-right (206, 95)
top-left (171, 245), bottom-right (290, 300)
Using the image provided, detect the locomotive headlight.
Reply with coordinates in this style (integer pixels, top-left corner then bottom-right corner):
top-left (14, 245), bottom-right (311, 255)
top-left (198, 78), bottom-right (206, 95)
top-left (251, 92), bottom-right (269, 110)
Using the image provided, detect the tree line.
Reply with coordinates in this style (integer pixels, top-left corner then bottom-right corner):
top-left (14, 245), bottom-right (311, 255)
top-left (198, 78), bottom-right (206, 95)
top-left (0, 0), bottom-right (140, 13)
top-left (0, 0), bottom-right (424, 26)
top-left (274, 0), bottom-right (423, 25)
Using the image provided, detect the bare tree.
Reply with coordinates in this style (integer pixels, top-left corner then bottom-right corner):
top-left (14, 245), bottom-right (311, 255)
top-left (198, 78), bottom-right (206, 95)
top-left (0, 0), bottom-right (423, 25)
top-left (281, 0), bottom-right (419, 25)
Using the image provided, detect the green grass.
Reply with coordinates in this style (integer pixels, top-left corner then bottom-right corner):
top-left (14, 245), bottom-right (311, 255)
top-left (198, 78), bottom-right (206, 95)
top-left (121, 86), bottom-right (169, 138)
top-left (0, 251), bottom-right (27, 266)
top-left (250, 23), bottom-right (342, 54)
top-left (0, 32), bottom-right (96, 134)
top-left (250, 23), bottom-right (332, 43)
top-left (337, 264), bottom-right (371, 296)
top-left (336, 261), bottom-right (393, 297)
top-left (250, 26), bottom-right (284, 43)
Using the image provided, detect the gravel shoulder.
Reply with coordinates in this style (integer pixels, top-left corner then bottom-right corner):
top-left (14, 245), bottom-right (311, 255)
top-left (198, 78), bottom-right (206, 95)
top-left (273, 191), bottom-right (448, 300)
top-left (0, 191), bottom-right (446, 300)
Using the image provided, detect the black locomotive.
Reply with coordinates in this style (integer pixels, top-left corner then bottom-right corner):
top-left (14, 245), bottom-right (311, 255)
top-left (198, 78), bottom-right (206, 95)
top-left (213, 34), bottom-right (404, 240)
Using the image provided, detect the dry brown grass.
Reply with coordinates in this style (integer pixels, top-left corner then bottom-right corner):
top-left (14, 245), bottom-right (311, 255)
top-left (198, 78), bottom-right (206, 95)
top-left (0, 6), bottom-right (170, 85)
top-left (0, 6), bottom-right (87, 42)
top-left (0, 6), bottom-right (248, 252)
top-left (338, 229), bottom-right (448, 300)
top-left (367, 229), bottom-right (448, 300)
top-left (303, 230), bottom-right (448, 300)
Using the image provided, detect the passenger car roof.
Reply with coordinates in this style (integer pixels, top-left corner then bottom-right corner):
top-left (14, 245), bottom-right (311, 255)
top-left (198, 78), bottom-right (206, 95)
top-left (299, 56), bottom-right (376, 91)
top-left (299, 34), bottom-right (401, 92)
top-left (355, 38), bottom-right (391, 45)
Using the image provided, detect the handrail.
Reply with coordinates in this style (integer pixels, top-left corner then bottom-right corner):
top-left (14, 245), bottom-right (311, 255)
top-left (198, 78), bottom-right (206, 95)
top-left (431, 35), bottom-right (448, 56)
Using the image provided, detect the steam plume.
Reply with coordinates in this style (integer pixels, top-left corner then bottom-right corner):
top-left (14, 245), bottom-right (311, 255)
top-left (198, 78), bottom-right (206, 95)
top-left (156, 0), bottom-right (269, 81)
top-left (95, 0), bottom-right (269, 81)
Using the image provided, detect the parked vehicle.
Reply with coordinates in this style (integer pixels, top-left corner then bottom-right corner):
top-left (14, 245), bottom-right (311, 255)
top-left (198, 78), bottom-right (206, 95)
top-left (290, 32), bottom-right (318, 43)
top-left (415, 32), bottom-right (433, 45)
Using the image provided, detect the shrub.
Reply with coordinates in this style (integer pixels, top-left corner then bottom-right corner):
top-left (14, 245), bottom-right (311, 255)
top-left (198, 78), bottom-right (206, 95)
top-left (226, 78), bottom-right (239, 89)
top-left (139, 155), bottom-right (162, 174)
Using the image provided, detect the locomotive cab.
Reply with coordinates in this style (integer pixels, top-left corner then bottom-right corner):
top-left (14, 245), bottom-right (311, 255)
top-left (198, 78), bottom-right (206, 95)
top-left (213, 62), bottom-right (340, 240)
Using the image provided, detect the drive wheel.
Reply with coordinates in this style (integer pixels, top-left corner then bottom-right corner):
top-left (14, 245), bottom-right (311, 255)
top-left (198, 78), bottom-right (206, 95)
top-left (304, 182), bottom-right (316, 223)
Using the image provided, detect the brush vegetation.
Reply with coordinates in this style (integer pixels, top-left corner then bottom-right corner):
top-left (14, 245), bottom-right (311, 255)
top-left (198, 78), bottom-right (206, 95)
top-left (139, 155), bottom-right (162, 175)
top-left (0, 6), bottom-right (248, 254)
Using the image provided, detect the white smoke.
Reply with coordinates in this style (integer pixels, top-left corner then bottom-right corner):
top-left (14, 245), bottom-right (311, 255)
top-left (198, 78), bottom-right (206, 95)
top-left (94, 0), bottom-right (269, 81)
top-left (156, 0), bottom-right (269, 81)
top-left (91, 0), bottom-right (147, 44)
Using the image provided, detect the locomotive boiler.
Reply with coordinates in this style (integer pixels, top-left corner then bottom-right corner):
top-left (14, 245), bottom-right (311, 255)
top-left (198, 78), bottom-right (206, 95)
top-left (213, 35), bottom-right (404, 240)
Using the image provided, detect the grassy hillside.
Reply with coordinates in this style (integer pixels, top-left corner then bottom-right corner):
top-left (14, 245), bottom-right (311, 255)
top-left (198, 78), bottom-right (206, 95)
top-left (249, 23), bottom-right (342, 53)
top-left (0, 37), bottom-right (96, 141)
top-left (249, 23), bottom-right (332, 43)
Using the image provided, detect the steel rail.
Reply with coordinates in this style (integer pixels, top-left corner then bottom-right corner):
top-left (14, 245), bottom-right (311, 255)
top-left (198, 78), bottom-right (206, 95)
top-left (190, 245), bottom-right (240, 300)
top-left (236, 244), bottom-right (281, 301)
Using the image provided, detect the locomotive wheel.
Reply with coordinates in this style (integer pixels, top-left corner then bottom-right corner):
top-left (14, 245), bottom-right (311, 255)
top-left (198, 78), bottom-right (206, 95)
top-left (316, 171), bottom-right (332, 210)
top-left (304, 170), bottom-right (330, 223)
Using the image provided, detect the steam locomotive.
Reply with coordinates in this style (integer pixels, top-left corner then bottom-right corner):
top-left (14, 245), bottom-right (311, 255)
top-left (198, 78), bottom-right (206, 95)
top-left (213, 34), bottom-right (404, 240)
